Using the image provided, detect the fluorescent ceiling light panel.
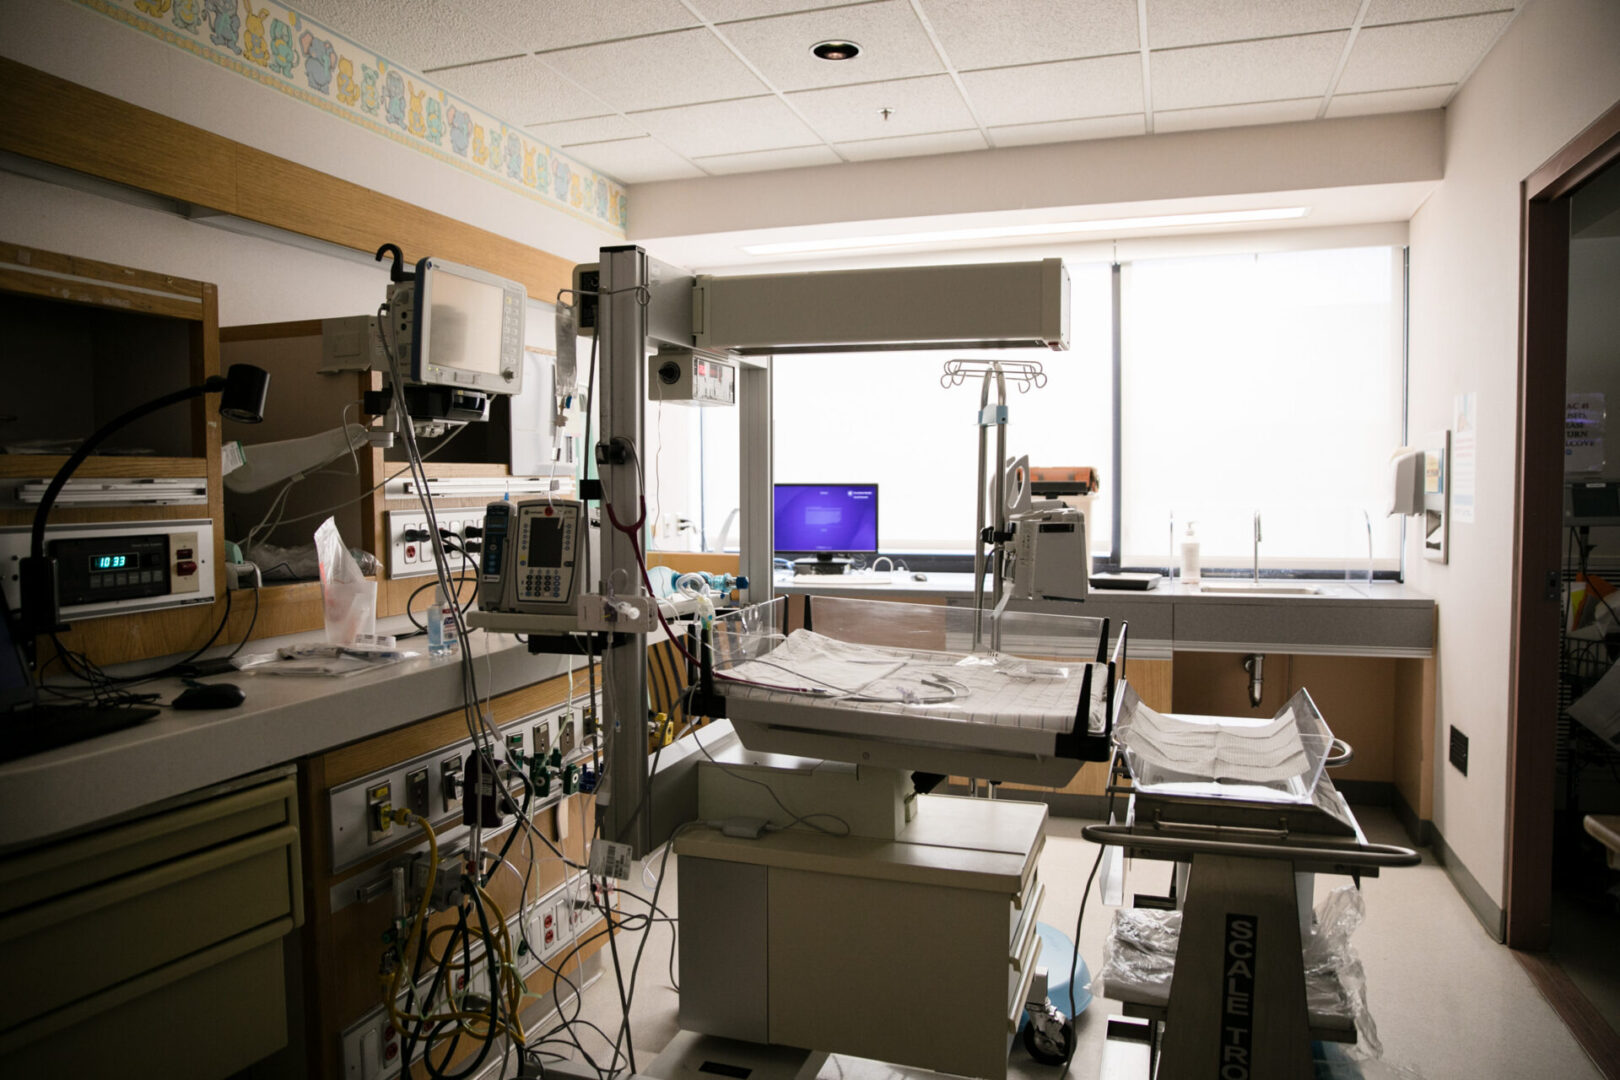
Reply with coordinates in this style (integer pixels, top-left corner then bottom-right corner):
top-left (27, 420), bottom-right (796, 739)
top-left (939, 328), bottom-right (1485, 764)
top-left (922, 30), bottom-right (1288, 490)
top-left (740, 207), bottom-right (1311, 255)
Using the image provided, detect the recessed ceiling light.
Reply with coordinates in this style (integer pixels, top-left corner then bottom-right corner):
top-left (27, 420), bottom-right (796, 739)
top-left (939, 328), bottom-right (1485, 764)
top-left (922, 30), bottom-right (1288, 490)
top-left (811, 40), bottom-right (860, 61)
top-left (741, 207), bottom-right (1311, 256)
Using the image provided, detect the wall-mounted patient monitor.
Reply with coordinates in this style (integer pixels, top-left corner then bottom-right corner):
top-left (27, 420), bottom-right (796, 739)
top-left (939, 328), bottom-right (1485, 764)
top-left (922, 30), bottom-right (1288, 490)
top-left (409, 257), bottom-right (526, 396)
top-left (774, 483), bottom-right (879, 555)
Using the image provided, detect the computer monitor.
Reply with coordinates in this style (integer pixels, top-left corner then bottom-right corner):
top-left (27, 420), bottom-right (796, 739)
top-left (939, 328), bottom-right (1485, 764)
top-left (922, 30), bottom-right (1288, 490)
top-left (410, 257), bottom-right (526, 396)
top-left (774, 484), bottom-right (879, 555)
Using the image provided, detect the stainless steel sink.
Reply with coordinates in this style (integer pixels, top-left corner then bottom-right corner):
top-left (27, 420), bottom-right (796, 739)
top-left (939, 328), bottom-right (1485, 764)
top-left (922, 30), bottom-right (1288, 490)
top-left (1196, 582), bottom-right (1322, 596)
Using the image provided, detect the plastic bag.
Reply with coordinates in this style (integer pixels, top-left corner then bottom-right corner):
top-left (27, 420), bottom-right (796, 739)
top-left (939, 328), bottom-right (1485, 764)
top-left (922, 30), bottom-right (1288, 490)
top-left (248, 540), bottom-right (379, 582)
top-left (1089, 907), bottom-right (1181, 1004)
top-left (1089, 886), bottom-right (1425, 1078)
top-left (235, 642), bottom-right (416, 677)
top-left (1304, 886), bottom-right (1377, 1053)
top-left (315, 516), bottom-right (376, 644)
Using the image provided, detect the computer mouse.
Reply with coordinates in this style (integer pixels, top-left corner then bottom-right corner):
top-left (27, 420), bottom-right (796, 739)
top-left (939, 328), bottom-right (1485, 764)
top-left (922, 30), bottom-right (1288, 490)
top-left (172, 682), bottom-right (246, 710)
top-left (912, 572), bottom-right (928, 582)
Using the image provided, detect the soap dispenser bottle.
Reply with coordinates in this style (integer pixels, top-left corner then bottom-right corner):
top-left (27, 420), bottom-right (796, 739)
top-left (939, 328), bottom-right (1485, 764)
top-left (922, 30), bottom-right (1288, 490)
top-left (1179, 522), bottom-right (1202, 584)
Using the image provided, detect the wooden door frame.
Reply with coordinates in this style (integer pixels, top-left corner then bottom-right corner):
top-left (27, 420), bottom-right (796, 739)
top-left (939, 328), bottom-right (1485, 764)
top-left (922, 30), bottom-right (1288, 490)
top-left (1507, 100), bottom-right (1620, 950)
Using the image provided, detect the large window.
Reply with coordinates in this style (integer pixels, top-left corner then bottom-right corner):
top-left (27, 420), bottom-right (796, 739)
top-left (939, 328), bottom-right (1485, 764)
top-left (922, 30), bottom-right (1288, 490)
top-left (1120, 247), bottom-right (1405, 571)
top-left (681, 243), bottom-right (1407, 574)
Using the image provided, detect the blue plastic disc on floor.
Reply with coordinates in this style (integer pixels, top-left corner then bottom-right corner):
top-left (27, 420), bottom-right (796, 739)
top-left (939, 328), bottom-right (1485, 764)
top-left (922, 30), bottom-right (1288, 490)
top-left (1021, 921), bottom-right (1091, 1026)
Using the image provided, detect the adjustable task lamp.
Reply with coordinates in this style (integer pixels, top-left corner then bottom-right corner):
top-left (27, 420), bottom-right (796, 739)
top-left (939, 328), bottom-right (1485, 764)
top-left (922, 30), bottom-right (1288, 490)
top-left (16, 364), bottom-right (271, 659)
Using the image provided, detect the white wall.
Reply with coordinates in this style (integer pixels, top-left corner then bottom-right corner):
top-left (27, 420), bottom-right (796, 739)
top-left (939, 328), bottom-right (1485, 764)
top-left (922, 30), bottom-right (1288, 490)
top-left (1, 0), bottom-right (616, 271)
top-left (0, 169), bottom-right (393, 325)
top-left (1407, 0), bottom-right (1620, 908)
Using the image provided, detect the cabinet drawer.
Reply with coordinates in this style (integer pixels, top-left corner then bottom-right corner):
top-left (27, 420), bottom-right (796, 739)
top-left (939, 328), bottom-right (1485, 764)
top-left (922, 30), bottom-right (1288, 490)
top-left (1007, 884), bottom-right (1044, 1013)
top-left (0, 773), bottom-right (298, 914)
top-left (0, 919), bottom-right (290, 1074)
top-left (0, 773), bottom-right (301, 1037)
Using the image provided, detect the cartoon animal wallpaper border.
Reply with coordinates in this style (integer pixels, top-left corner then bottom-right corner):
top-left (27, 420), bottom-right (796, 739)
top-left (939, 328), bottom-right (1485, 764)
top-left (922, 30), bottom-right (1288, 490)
top-left (81, 0), bottom-right (629, 235)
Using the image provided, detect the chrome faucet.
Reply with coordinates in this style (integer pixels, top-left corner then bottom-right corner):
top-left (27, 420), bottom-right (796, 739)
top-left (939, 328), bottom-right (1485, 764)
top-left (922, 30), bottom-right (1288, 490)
top-left (1253, 510), bottom-right (1262, 584)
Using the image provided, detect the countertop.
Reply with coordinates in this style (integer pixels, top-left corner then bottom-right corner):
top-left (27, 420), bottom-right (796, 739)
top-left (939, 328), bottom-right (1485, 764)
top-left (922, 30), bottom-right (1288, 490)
top-left (0, 620), bottom-right (583, 850)
top-left (771, 571), bottom-right (1435, 660)
top-left (772, 570), bottom-right (1432, 604)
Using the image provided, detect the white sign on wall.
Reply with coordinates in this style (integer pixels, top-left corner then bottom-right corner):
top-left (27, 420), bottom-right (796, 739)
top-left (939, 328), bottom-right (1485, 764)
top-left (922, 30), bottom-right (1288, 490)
top-left (1452, 392), bottom-right (1477, 525)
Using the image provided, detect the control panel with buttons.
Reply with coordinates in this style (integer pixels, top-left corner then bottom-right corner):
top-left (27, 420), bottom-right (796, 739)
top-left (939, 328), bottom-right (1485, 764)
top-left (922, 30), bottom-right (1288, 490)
top-left (479, 498), bottom-right (582, 617)
top-left (0, 519), bottom-right (216, 620)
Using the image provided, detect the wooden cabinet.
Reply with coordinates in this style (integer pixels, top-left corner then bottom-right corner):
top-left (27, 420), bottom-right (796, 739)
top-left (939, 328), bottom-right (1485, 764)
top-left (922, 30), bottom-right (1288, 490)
top-left (0, 241), bottom-right (235, 665)
top-left (0, 769), bottom-right (302, 1078)
top-left (219, 320), bottom-right (569, 636)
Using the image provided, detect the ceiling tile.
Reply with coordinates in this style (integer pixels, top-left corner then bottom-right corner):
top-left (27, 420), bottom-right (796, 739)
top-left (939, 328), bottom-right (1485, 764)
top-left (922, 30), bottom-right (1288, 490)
top-left (1335, 13), bottom-right (1513, 94)
top-left (835, 130), bottom-right (989, 160)
top-left (1324, 84), bottom-right (1454, 117)
top-left (292, 0), bottom-right (701, 71)
top-left (1151, 32), bottom-right (1347, 111)
top-left (1363, 0), bottom-right (1516, 27)
top-left (1154, 97), bottom-right (1321, 133)
top-left (698, 0), bottom-right (855, 20)
top-left (924, 0), bottom-right (1139, 70)
top-left (540, 28), bottom-right (769, 112)
top-left (529, 115), bottom-right (650, 146)
top-left (989, 114), bottom-right (1146, 147)
top-left (435, 55), bottom-right (614, 126)
top-left (564, 137), bottom-right (705, 182)
top-left (632, 97), bottom-right (823, 156)
top-left (787, 75), bottom-right (978, 141)
top-left (1145, 0), bottom-right (1361, 50)
top-left (960, 54), bottom-right (1144, 127)
top-left (692, 145), bottom-right (843, 174)
top-left (718, 1), bottom-right (944, 90)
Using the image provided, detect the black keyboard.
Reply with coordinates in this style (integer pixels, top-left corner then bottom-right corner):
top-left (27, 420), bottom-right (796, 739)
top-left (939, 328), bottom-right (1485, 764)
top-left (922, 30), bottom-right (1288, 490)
top-left (0, 704), bottom-right (160, 764)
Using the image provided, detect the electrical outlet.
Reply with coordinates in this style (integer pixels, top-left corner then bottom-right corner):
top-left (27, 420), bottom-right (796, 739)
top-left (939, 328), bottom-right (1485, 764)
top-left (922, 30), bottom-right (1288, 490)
top-left (506, 731), bottom-right (525, 761)
top-left (533, 720), bottom-right (551, 758)
top-left (1449, 726), bottom-right (1468, 775)
top-left (440, 755), bottom-right (463, 814)
top-left (366, 782), bottom-right (393, 845)
top-left (405, 768), bottom-right (430, 819)
top-left (559, 718), bottom-right (576, 758)
top-left (385, 508), bottom-right (486, 580)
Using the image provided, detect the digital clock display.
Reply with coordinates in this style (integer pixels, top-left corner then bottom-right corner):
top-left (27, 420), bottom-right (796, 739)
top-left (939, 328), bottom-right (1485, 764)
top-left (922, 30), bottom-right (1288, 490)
top-left (90, 553), bottom-right (137, 572)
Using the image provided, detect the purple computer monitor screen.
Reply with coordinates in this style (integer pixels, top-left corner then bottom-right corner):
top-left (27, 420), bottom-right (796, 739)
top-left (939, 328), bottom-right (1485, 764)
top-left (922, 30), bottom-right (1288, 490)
top-left (774, 484), bottom-right (878, 553)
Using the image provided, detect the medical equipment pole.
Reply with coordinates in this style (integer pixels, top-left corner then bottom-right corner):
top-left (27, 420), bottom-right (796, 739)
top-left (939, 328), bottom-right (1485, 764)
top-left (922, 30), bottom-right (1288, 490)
top-left (598, 244), bottom-right (653, 857)
top-left (971, 364), bottom-right (1009, 651)
top-left (738, 359), bottom-right (774, 605)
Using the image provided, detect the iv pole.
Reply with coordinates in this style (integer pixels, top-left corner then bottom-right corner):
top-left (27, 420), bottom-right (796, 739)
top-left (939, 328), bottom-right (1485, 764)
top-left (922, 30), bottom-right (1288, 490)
top-left (942, 358), bottom-right (1046, 653)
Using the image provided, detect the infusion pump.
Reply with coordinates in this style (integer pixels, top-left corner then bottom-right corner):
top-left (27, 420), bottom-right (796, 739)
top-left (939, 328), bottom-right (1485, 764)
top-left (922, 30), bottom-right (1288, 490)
top-left (479, 498), bottom-right (583, 617)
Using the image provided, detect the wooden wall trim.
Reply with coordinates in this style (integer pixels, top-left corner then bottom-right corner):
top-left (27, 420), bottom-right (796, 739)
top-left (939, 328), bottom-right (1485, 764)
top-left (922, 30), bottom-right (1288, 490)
top-left (1526, 99), bottom-right (1620, 200)
top-left (0, 57), bottom-right (581, 306)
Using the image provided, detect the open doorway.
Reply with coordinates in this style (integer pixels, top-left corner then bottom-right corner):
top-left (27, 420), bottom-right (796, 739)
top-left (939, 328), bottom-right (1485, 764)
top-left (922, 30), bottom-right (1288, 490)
top-left (1510, 101), bottom-right (1620, 1068)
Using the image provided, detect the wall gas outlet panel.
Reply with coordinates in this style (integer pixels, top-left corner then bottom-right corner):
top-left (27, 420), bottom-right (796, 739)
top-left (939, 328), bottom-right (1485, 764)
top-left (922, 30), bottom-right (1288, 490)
top-left (340, 886), bottom-right (605, 1080)
top-left (328, 693), bottom-right (596, 874)
top-left (385, 508), bottom-right (487, 579)
top-left (0, 519), bottom-right (216, 620)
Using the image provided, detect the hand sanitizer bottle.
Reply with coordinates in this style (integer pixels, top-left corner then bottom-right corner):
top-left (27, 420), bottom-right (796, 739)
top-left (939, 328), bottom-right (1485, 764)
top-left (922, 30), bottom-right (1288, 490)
top-left (427, 586), bottom-right (459, 657)
top-left (1179, 522), bottom-right (1202, 585)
